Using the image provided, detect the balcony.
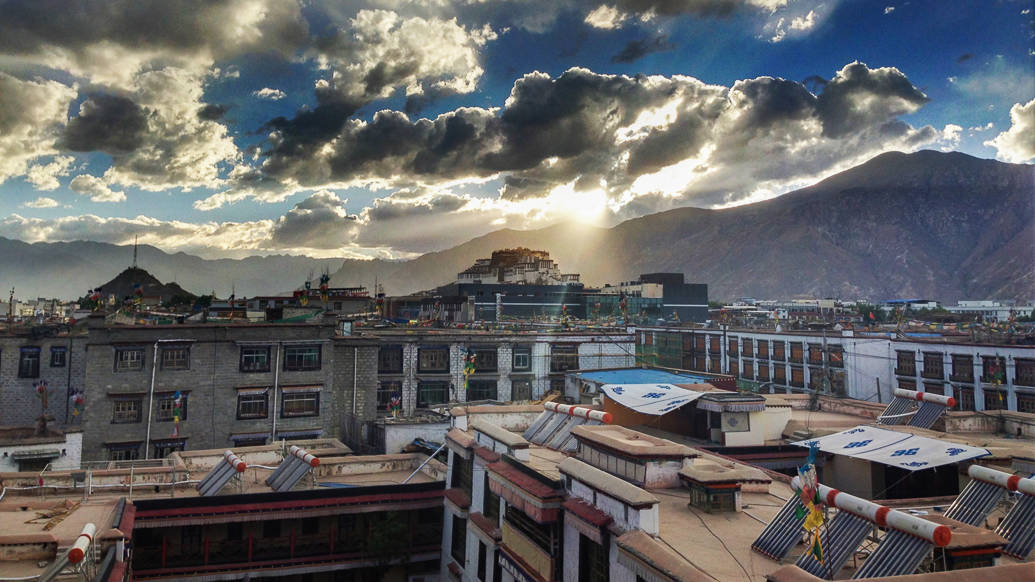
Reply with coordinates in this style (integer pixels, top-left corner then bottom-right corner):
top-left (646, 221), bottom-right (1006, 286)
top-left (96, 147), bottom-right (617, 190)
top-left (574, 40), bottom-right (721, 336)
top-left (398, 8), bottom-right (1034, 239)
top-left (949, 373), bottom-right (974, 384)
top-left (895, 366), bottom-right (916, 377)
top-left (920, 368), bottom-right (944, 381)
top-left (501, 521), bottom-right (555, 582)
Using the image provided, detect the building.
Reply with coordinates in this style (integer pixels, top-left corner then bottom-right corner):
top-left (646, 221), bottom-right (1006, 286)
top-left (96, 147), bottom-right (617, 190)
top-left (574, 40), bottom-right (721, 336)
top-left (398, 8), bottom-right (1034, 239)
top-left (596, 273), bottom-right (709, 323)
top-left (634, 325), bottom-right (1035, 414)
top-left (947, 300), bottom-right (1035, 321)
top-left (457, 248), bottom-right (581, 286)
top-left (79, 314), bottom-right (349, 462)
top-left (0, 324), bottom-right (87, 427)
top-left (0, 438), bottom-right (447, 582)
top-left (337, 328), bottom-right (635, 453)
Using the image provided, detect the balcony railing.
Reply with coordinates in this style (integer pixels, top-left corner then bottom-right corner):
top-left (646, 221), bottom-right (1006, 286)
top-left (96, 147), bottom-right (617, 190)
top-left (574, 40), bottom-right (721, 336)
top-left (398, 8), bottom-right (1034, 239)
top-left (895, 366), bottom-right (916, 376)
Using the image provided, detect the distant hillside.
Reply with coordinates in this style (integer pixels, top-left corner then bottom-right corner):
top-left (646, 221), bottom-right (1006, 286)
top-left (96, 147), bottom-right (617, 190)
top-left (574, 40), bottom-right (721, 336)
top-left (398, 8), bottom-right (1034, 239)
top-left (94, 267), bottom-right (194, 303)
top-left (0, 239), bottom-right (343, 300)
top-left (328, 150), bottom-right (1034, 302)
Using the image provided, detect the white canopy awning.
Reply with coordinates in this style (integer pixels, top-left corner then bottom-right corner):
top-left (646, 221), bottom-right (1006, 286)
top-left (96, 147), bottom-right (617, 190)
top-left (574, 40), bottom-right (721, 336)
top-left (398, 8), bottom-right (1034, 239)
top-left (599, 383), bottom-right (704, 415)
top-left (793, 425), bottom-right (990, 471)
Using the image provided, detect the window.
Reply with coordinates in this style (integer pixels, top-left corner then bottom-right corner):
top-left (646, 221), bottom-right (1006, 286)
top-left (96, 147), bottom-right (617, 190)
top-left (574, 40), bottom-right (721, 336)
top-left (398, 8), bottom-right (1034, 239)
top-left (483, 476), bottom-right (500, 522)
top-left (1015, 359), bottom-right (1035, 387)
top-left (923, 382), bottom-right (944, 396)
top-left (951, 354), bottom-right (974, 382)
top-left (451, 515), bottom-right (467, 564)
top-left (984, 389), bottom-right (1007, 411)
top-left (789, 343), bottom-right (803, 363)
top-left (772, 342), bottom-right (785, 361)
top-left (377, 381), bottom-right (401, 412)
top-left (728, 338), bottom-right (738, 356)
top-left (112, 399), bottom-right (141, 423)
top-left (236, 391), bottom-right (268, 419)
top-left (728, 359), bottom-right (738, 377)
top-left (284, 345), bottom-right (321, 371)
top-left (107, 443), bottom-right (141, 461)
top-left (956, 388), bottom-right (975, 411)
top-left (233, 436), bottom-right (268, 447)
top-left (152, 439), bottom-right (185, 458)
top-left (477, 541), bottom-right (487, 582)
top-left (156, 394), bottom-right (187, 422)
top-left (114, 348), bottom-right (144, 372)
top-left (709, 335), bottom-right (720, 352)
top-left (451, 454), bottom-right (472, 494)
top-left (579, 534), bottom-right (609, 582)
top-left (418, 381), bottom-right (448, 407)
top-left (773, 365), bottom-right (786, 384)
top-left (808, 345), bottom-right (823, 365)
top-left (922, 352), bottom-right (944, 380)
top-left (18, 347), bottom-right (40, 378)
top-left (471, 347), bottom-right (498, 372)
top-left (790, 366), bottom-right (804, 388)
top-left (896, 350), bottom-right (916, 376)
top-left (757, 364), bottom-right (770, 382)
top-left (695, 334), bottom-right (706, 350)
top-left (692, 355), bottom-right (706, 371)
top-left (1017, 391), bottom-right (1035, 414)
top-left (281, 390), bottom-right (320, 417)
top-left (828, 345), bottom-right (843, 367)
top-left (378, 345), bottom-right (403, 373)
top-left (467, 379), bottom-right (497, 401)
top-left (709, 355), bottom-right (721, 373)
top-left (550, 343), bottom-right (579, 372)
top-left (899, 379), bottom-right (917, 391)
top-left (642, 332), bottom-right (653, 346)
top-left (757, 340), bottom-right (769, 359)
top-left (160, 346), bottom-right (189, 370)
top-left (742, 338), bottom-right (753, 357)
top-left (512, 346), bottom-right (531, 371)
top-left (50, 347), bottom-right (67, 368)
top-left (511, 378), bottom-right (532, 401)
top-left (505, 505), bottom-right (553, 552)
top-left (240, 346), bottom-right (271, 372)
top-left (981, 356), bottom-right (1007, 383)
top-left (418, 347), bottom-right (449, 372)
top-left (741, 361), bottom-right (754, 379)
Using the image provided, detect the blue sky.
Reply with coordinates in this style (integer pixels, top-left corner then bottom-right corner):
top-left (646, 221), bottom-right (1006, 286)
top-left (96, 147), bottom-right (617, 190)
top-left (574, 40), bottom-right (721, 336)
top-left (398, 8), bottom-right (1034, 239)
top-left (0, 0), bottom-right (1031, 259)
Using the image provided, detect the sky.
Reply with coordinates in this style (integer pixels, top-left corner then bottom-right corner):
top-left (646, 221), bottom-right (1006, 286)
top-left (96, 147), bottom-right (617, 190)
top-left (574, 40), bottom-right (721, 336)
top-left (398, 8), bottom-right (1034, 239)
top-left (0, 0), bottom-right (1032, 261)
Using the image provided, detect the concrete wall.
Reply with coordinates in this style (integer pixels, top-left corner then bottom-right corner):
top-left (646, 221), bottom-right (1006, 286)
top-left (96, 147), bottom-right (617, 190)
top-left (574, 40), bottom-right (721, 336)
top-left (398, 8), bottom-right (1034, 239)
top-left (0, 430), bottom-right (81, 472)
top-left (0, 334), bottom-right (87, 427)
top-left (382, 421), bottom-right (450, 454)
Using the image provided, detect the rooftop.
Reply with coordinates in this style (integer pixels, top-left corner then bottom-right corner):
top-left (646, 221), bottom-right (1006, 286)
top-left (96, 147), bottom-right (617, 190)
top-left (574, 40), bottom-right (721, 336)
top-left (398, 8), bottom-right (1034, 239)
top-left (574, 368), bottom-right (714, 385)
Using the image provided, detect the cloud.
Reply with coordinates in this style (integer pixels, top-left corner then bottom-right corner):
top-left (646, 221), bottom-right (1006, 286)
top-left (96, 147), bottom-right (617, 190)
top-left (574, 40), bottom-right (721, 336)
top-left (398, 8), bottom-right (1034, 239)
top-left (585, 5), bottom-right (628, 29)
top-left (611, 35), bottom-right (676, 63)
top-left (253, 87), bottom-right (287, 101)
top-left (268, 190), bottom-right (358, 249)
top-left (984, 98), bottom-right (1035, 163)
top-left (763, 1), bottom-right (831, 42)
top-left (0, 72), bottom-right (78, 186)
top-left (69, 174), bottom-right (126, 202)
top-left (62, 94), bottom-right (150, 155)
top-left (884, 6), bottom-right (895, 14)
top-left (222, 62), bottom-right (941, 226)
top-left (23, 197), bottom-right (60, 208)
top-left (25, 156), bottom-right (75, 191)
top-left (0, 0), bottom-right (308, 86)
top-left (956, 53), bottom-right (972, 63)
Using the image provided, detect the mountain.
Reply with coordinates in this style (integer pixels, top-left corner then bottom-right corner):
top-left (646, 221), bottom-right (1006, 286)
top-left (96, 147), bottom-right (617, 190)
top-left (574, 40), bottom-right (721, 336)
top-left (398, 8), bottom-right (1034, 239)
top-left (93, 267), bottom-right (195, 303)
top-left (0, 239), bottom-right (343, 300)
top-left (328, 150), bottom-right (1033, 302)
top-left (2, 150), bottom-right (1030, 302)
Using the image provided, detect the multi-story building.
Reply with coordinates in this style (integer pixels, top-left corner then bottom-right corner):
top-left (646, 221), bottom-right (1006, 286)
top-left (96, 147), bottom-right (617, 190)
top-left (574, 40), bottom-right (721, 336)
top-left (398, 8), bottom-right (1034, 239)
top-left (635, 326), bottom-right (1035, 414)
top-left (79, 314), bottom-right (352, 462)
top-left (0, 324), bottom-right (87, 427)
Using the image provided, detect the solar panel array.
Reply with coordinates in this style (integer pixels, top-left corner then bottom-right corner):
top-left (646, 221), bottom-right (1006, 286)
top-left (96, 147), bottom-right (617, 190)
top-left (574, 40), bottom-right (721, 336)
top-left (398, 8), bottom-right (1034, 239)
top-left (750, 495), bottom-right (808, 560)
top-left (908, 401), bottom-right (949, 428)
top-left (265, 445), bottom-right (320, 492)
top-left (522, 402), bottom-right (611, 451)
top-left (875, 396), bottom-right (914, 425)
top-left (851, 529), bottom-right (932, 579)
top-left (997, 491), bottom-right (1035, 559)
top-left (196, 451), bottom-right (247, 497)
top-left (944, 478), bottom-right (1004, 526)
top-left (795, 512), bottom-right (871, 578)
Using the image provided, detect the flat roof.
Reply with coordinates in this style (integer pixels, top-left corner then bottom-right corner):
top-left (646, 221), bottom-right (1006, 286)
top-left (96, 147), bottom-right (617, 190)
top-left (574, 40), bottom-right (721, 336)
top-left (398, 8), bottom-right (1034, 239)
top-left (575, 368), bottom-right (712, 385)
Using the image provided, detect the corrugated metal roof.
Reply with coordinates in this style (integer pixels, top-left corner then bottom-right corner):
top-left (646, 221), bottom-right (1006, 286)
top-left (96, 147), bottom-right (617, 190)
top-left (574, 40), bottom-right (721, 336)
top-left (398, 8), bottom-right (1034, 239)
top-left (576, 368), bottom-right (710, 385)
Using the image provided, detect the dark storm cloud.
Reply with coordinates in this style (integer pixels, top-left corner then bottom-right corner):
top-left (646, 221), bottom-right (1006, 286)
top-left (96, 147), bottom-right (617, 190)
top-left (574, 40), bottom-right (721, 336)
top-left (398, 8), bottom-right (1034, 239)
top-left (611, 36), bottom-right (676, 63)
top-left (365, 193), bottom-right (468, 222)
top-left (815, 62), bottom-right (928, 138)
top-left (0, 0), bottom-right (307, 60)
top-left (499, 175), bottom-right (557, 201)
top-left (197, 103), bottom-right (229, 121)
top-left (956, 53), bottom-right (973, 64)
top-left (61, 94), bottom-right (149, 154)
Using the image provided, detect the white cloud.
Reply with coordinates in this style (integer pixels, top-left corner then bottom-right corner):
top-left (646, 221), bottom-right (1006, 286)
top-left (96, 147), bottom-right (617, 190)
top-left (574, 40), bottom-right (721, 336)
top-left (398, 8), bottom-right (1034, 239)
top-left (984, 98), bottom-right (1035, 163)
top-left (25, 156), bottom-right (75, 191)
top-left (939, 124), bottom-right (962, 151)
top-left (252, 87), bottom-right (286, 100)
top-left (763, 1), bottom-right (833, 43)
top-left (316, 9), bottom-right (497, 101)
top-left (23, 197), bottom-right (60, 208)
top-left (69, 174), bottom-right (126, 203)
top-left (790, 10), bottom-right (817, 31)
top-left (0, 73), bottom-right (78, 186)
top-left (585, 5), bottom-right (627, 29)
top-left (884, 6), bottom-right (895, 14)
top-left (968, 121), bottom-right (994, 132)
